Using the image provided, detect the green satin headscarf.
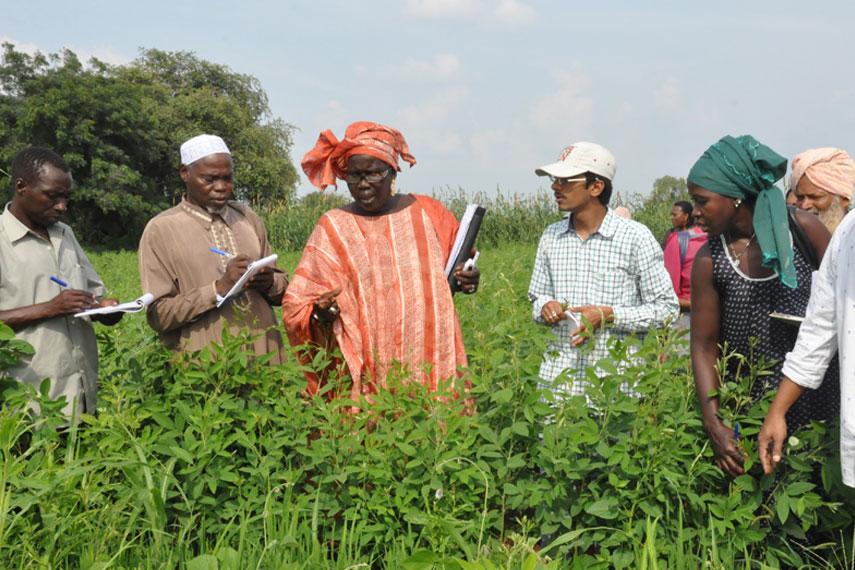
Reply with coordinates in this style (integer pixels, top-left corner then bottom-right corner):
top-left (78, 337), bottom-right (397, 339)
top-left (688, 135), bottom-right (795, 288)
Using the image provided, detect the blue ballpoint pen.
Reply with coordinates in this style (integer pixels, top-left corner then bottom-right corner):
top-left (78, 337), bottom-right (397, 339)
top-left (50, 276), bottom-right (69, 288)
top-left (733, 422), bottom-right (740, 441)
top-left (209, 247), bottom-right (233, 257)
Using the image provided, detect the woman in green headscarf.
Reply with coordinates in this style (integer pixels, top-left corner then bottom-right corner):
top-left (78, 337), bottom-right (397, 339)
top-left (688, 135), bottom-right (838, 478)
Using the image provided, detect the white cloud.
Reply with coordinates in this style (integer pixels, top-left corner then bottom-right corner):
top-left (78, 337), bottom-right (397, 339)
top-left (422, 130), bottom-right (463, 155)
top-left (72, 45), bottom-right (131, 66)
top-left (398, 87), bottom-right (467, 126)
top-left (0, 36), bottom-right (130, 66)
top-left (0, 36), bottom-right (40, 55)
top-left (403, 0), bottom-right (536, 26)
top-left (491, 0), bottom-right (537, 26)
top-left (653, 77), bottom-right (680, 111)
top-left (469, 128), bottom-right (508, 161)
top-left (403, 0), bottom-right (479, 19)
top-left (314, 99), bottom-right (347, 128)
top-left (390, 53), bottom-right (461, 81)
top-left (394, 88), bottom-right (467, 157)
top-left (529, 70), bottom-right (594, 127)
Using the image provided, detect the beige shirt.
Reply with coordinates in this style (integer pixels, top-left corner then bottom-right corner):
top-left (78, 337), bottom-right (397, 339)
top-left (138, 198), bottom-right (287, 362)
top-left (0, 204), bottom-right (106, 415)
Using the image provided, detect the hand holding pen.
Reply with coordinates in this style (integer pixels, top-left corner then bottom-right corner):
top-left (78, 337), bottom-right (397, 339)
top-left (210, 248), bottom-right (273, 294)
top-left (47, 275), bottom-right (98, 316)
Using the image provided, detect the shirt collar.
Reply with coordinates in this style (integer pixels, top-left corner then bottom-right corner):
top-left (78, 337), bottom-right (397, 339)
top-left (179, 197), bottom-right (240, 228)
top-left (565, 208), bottom-right (619, 239)
top-left (1, 203), bottom-right (61, 243)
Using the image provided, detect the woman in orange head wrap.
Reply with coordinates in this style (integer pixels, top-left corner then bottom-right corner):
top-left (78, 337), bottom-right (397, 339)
top-left (284, 121), bottom-right (480, 400)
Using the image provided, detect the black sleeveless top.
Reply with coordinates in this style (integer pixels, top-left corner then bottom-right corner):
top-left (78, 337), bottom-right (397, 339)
top-left (710, 235), bottom-right (839, 428)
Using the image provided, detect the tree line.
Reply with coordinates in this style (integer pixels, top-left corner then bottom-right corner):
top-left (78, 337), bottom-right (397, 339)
top-left (0, 44), bottom-right (298, 246)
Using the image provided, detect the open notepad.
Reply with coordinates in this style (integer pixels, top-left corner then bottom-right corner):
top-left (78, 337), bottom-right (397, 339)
top-left (74, 293), bottom-right (155, 318)
top-left (216, 254), bottom-right (279, 308)
top-left (562, 309), bottom-right (581, 329)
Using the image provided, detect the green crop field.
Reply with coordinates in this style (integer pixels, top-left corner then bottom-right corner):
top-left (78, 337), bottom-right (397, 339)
top-left (0, 236), bottom-right (853, 569)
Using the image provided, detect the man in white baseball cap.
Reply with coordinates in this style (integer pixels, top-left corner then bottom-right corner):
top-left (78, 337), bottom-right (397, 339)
top-left (138, 134), bottom-right (288, 362)
top-left (528, 142), bottom-right (678, 400)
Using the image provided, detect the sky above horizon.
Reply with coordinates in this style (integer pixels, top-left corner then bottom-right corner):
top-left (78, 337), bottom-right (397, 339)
top-left (3, 0), bottom-right (855, 201)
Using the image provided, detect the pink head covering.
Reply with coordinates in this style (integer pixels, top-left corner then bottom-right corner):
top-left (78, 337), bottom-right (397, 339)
top-left (301, 121), bottom-right (416, 190)
top-left (790, 147), bottom-right (855, 200)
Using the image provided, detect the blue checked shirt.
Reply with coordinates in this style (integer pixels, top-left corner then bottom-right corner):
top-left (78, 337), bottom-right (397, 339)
top-left (528, 209), bottom-right (679, 397)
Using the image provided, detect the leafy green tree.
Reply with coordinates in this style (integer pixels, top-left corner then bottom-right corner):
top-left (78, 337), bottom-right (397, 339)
top-left (0, 45), bottom-right (297, 246)
top-left (627, 175), bottom-right (690, 244)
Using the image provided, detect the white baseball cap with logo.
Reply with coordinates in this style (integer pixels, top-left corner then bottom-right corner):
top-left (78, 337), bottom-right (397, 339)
top-left (535, 141), bottom-right (617, 181)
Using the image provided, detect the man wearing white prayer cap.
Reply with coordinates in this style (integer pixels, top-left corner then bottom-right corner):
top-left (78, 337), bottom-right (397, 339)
top-left (138, 134), bottom-right (288, 361)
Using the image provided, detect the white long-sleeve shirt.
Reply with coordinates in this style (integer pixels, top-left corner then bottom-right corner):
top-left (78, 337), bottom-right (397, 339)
top-left (782, 210), bottom-right (855, 487)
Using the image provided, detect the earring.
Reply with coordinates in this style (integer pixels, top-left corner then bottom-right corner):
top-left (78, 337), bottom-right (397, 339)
top-left (734, 198), bottom-right (742, 208)
top-left (390, 178), bottom-right (397, 196)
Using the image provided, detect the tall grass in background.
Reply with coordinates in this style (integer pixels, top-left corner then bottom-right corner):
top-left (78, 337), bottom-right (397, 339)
top-left (431, 187), bottom-right (560, 247)
top-left (262, 188), bottom-right (561, 252)
top-left (263, 191), bottom-right (350, 251)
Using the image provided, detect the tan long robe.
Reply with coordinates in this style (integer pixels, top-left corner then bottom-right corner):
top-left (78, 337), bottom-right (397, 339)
top-left (138, 198), bottom-right (287, 362)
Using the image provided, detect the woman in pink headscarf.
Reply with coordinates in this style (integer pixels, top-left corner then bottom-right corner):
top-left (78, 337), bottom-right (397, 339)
top-left (283, 121), bottom-right (480, 400)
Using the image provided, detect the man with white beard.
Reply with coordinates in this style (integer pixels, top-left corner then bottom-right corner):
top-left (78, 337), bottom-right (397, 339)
top-left (790, 148), bottom-right (855, 234)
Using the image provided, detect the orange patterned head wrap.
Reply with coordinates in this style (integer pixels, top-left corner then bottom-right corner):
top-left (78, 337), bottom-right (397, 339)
top-left (301, 121), bottom-right (417, 190)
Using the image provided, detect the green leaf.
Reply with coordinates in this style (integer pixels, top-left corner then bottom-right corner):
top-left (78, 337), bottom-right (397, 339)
top-left (585, 497), bottom-right (619, 520)
top-left (785, 482), bottom-right (815, 496)
top-left (187, 554), bottom-right (218, 570)
top-left (539, 528), bottom-right (589, 556)
top-left (216, 547), bottom-right (240, 570)
top-left (402, 549), bottom-right (439, 569)
top-left (776, 493), bottom-right (790, 525)
top-left (491, 387), bottom-right (513, 403)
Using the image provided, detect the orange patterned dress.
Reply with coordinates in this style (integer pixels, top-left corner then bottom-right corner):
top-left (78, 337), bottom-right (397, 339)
top-left (283, 195), bottom-right (467, 398)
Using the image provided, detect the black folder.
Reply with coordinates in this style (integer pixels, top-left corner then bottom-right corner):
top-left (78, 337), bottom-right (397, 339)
top-left (446, 205), bottom-right (486, 292)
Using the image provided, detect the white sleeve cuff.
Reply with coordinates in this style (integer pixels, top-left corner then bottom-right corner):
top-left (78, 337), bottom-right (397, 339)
top-left (781, 355), bottom-right (828, 390)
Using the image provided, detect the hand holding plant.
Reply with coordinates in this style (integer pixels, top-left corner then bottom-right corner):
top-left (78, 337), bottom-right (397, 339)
top-left (567, 305), bottom-right (613, 347)
top-left (758, 411), bottom-right (788, 475)
top-left (540, 300), bottom-right (566, 325)
top-left (706, 417), bottom-right (745, 477)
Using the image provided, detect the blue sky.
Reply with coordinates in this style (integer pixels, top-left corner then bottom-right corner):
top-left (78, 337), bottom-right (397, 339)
top-left (4, 0), bottom-right (855, 201)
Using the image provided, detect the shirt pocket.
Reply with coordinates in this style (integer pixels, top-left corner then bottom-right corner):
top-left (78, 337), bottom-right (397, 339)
top-left (594, 268), bottom-right (632, 305)
top-left (59, 248), bottom-right (101, 295)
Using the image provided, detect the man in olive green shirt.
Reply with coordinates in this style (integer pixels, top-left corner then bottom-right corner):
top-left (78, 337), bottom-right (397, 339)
top-left (0, 147), bottom-right (120, 416)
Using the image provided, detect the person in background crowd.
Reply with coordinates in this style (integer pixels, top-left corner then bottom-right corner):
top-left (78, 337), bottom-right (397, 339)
top-left (0, 147), bottom-right (122, 416)
top-left (687, 135), bottom-right (837, 478)
top-left (785, 188), bottom-right (797, 207)
top-left (283, 121), bottom-right (479, 400)
top-left (613, 205), bottom-right (632, 219)
top-left (790, 147), bottom-right (855, 234)
top-left (759, 207), bottom-right (855, 488)
top-left (661, 200), bottom-right (694, 246)
top-left (138, 134), bottom-right (288, 362)
top-left (528, 141), bottom-right (678, 399)
top-left (663, 201), bottom-right (707, 326)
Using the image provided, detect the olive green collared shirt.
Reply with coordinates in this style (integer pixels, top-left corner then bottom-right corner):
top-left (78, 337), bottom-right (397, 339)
top-left (0, 204), bottom-right (106, 415)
